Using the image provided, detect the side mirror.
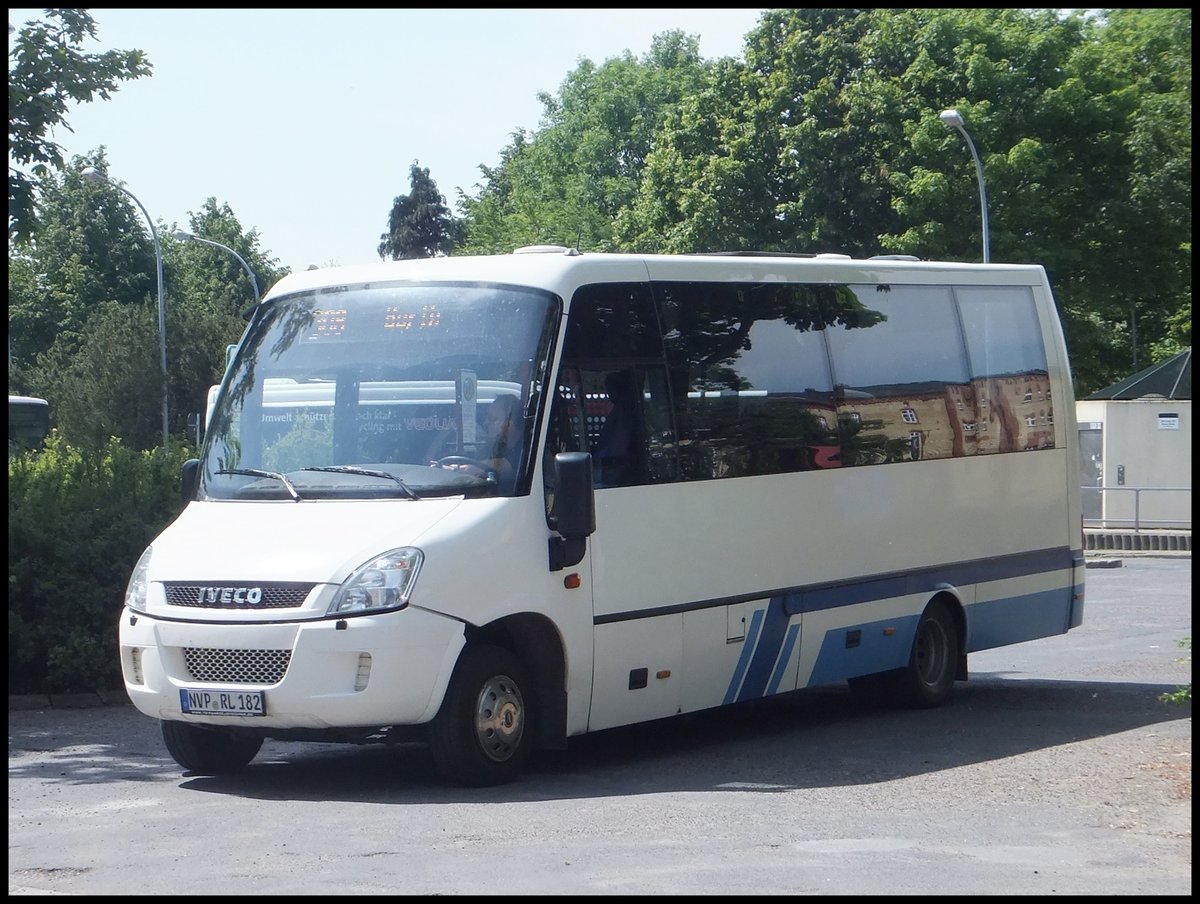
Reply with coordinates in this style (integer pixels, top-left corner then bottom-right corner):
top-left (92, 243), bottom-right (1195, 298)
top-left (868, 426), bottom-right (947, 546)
top-left (548, 451), bottom-right (594, 570)
top-left (181, 458), bottom-right (201, 506)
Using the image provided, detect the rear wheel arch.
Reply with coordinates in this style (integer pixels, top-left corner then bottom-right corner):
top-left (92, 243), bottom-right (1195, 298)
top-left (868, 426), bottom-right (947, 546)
top-left (929, 588), bottom-right (969, 681)
top-left (847, 590), bottom-right (966, 707)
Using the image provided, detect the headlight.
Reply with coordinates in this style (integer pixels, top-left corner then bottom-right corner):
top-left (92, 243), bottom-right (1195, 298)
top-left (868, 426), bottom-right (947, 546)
top-left (125, 546), bottom-right (153, 613)
top-left (328, 547), bottom-right (423, 616)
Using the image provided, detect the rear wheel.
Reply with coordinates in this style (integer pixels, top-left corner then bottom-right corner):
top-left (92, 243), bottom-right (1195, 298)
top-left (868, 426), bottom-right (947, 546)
top-left (428, 645), bottom-right (532, 787)
top-left (161, 720), bottom-right (263, 774)
top-left (848, 600), bottom-right (960, 708)
top-left (896, 600), bottom-right (959, 708)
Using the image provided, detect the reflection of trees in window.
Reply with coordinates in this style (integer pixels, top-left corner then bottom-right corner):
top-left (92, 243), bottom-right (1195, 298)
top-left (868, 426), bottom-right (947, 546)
top-left (657, 282), bottom-right (886, 389)
top-left (215, 303), bottom-right (318, 424)
top-left (264, 412), bottom-right (335, 472)
top-left (211, 301), bottom-right (320, 470)
top-left (653, 281), bottom-right (886, 480)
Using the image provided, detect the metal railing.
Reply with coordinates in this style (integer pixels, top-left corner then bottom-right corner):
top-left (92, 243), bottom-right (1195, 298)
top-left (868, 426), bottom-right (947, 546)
top-left (1081, 485), bottom-right (1192, 531)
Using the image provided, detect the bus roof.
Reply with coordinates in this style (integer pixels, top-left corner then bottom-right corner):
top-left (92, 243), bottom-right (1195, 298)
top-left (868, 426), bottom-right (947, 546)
top-left (261, 248), bottom-right (1050, 305)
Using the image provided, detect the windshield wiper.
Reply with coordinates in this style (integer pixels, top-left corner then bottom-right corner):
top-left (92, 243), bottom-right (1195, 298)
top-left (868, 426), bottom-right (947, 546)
top-left (300, 466), bottom-right (421, 499)
top-left (217, 467), bottom-right (303, 502)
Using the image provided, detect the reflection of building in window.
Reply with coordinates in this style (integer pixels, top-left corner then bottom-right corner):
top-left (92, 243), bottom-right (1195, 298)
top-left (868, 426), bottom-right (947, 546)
top-left (837, 371), bottom-right (1054, 461)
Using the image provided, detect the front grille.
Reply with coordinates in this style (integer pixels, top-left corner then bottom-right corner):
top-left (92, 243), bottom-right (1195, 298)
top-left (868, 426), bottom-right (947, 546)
top-left (182, 647), bottom-right (292, 684)
top-left (164, 582), bottom-right (315, 609)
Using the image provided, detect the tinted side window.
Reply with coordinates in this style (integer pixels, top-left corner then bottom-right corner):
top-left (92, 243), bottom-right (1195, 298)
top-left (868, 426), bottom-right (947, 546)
top-left (825, 285), bottom-right (968, 464)
top-left (654, 281), bottom-right (840, 480)
top-left (563, 283), bottom-right (665, 359)
top-left (549, 283), bottom-right (675, 489)
top-left (957, 286), bottom-right (1054, 451)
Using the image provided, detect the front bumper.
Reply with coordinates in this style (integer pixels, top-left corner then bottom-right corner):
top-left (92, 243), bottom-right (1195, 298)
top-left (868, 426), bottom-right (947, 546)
top-left (118, 605), bottom-right (466, 730)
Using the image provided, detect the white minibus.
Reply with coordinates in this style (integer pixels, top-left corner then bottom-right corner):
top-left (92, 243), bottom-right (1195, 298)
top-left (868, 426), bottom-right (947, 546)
top-left (119, 247), bottom-right (1085, 786)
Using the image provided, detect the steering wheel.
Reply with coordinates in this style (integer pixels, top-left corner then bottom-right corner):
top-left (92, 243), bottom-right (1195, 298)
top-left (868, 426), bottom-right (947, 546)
top-left (434, 455), bottom-right (493, 477)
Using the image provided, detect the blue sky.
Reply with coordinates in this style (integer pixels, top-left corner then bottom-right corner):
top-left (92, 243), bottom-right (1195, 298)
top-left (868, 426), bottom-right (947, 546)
top-left (9, 9), bottom-right (766, 273)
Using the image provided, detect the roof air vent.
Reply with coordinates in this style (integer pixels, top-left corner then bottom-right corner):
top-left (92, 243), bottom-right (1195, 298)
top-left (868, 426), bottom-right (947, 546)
top-left (512, 245), bottom-right (580, 255)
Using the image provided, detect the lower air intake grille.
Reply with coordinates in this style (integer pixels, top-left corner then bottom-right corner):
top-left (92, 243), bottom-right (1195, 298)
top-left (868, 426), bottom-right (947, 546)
top-left (182, 648), bottom-right (291, 685)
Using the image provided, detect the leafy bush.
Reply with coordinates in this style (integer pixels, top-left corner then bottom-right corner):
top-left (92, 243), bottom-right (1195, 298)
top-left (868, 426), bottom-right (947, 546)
top-left (1159, 637), bottom-right (1192, 705)
top-left (8, 433), bottom-right (193, 694)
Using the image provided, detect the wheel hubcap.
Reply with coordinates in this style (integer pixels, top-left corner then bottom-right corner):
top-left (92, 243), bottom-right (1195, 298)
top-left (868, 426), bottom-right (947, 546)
top-left (915, 619), bottom-right (949, 687)
top-left (472, 674), bottom-right (524, 762)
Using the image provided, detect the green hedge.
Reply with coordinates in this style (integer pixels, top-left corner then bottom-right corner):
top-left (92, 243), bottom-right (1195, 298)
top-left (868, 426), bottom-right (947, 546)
top-left (8, 433), bottom-right (193, 694)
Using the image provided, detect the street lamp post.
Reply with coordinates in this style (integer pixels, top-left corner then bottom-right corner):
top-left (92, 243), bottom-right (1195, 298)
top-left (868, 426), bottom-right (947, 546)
top-left (939, 108), bottom-right (990, 264)
top-left (172, 229), bottom-right (261, 306)
top-left (81, 166), bottom-right (169, 444)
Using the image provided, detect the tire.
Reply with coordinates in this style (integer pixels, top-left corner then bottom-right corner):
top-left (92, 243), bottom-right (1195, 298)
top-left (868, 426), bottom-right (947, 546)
top-left (428, 644), bottom-right (533, 787)
top-left (895, 600), bottom-right (959, 709)
top-left (161, 720), bottom-right (263, 774)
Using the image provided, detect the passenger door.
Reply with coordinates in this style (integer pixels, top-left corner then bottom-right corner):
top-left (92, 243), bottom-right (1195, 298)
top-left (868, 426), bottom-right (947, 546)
top-left (545, 282), bottom-right (684, 731)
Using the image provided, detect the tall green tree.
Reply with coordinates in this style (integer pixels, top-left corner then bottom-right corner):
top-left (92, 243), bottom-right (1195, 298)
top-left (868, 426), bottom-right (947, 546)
top-left (8, 150), bottom-right (157, 372)
top-left (31, 299), bottom-right (166, 450)
top-left (13, 156), bottom-right (287, 450)
top-left (606, 8), bottom-right (1190, 396)
top-left (377, 161), bottom-right (461, 260)
top-left (457, 30), bottom-right (717, 254)
top-left (8, 9), bottom-right (150, 245)
top-left (1092, 8), bottom-right (1191, 366)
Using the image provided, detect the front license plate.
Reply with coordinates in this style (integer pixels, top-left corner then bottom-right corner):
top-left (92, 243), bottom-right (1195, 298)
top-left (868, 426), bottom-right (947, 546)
top-left (179, 688), bottom-right (265, 717)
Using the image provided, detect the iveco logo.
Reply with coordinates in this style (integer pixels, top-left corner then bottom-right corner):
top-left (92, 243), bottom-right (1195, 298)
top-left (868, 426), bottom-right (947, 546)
top-left (202, 586), bottom-right (265, 606)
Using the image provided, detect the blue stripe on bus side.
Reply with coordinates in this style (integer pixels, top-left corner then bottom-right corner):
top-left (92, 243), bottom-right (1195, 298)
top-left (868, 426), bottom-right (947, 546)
top-left (767, 623), bottom-right (800, 695)
top-left (806, 612), bottom-right (921, 687)
top-left (967, 586), bottom-right (1077, 651)
top-left (724, 608), bottom-right (764, 705)
top-left (599, 546), bottom-right (1079, 704)
top-left (800, 578), bottom-right (1076, 687)
top-left (794, 546), bottom-right (1075, 616)
top-left (734, 595), bottom-right (792, 703)
top-left (594, 546), bottom-right (1076, 625)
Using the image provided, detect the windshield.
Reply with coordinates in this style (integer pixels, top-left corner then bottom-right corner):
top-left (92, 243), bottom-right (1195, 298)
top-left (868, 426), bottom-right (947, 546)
top-left (200, 281), bottom-right (560, 501)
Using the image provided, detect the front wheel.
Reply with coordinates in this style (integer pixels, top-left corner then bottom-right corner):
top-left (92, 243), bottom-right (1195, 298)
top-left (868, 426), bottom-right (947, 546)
top-left (161, 720), bottom-right (263, 774)
top-left (428, 645), bottom-right (533, 787)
